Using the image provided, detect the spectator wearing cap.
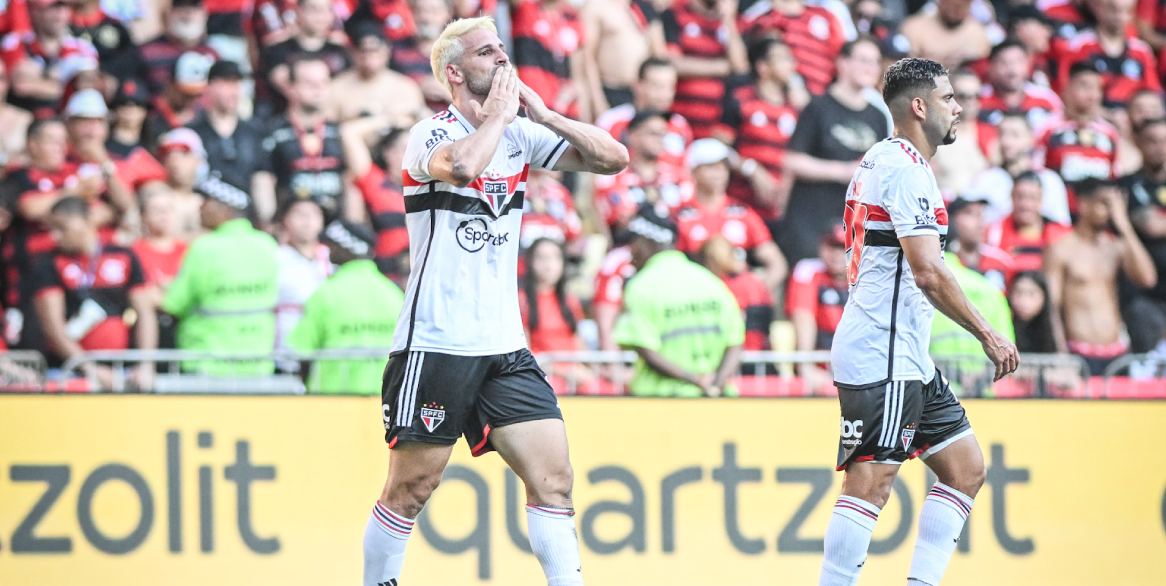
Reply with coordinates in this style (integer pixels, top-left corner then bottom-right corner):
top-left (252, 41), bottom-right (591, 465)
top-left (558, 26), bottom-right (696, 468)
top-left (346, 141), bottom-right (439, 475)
top-left (62, 89), bottom-right (136, 231)
top-left (509, 0), bottom-right (590, 120)
top-left (739, 0), bottom-right (848, 96)
top-left (1052, 0), bottom-right (1160, 109)
top-left (720, 37), bottom-right (807, 220)
top-left (0, 0), bottom-right (99, 117)
top-left (579, 0), bottom-right (668, 115)
top-left (131, 186), bottom-right (188, 350)
top-left (1008, 5), bottom-right (1056, 86)
top-left (779, 37), bottom-right (886, 266)
top-left (0, 60), bottom-right (33, 165)
top-left (187, 60), bottom-right (263, 193)
top-left (1045, 178), bottom-right (1156, 374)
top-left (898, 0), bottom-right (991, 69)
top-left (142, 50), bottom-right (212, 153)
top-left (289, 219), bottom-right (404, 394)
top-left (137, 0), bottom-right (217, 95)
top-left (108, 77), bottom-right (149, 149)
top-left (985, 170), bottom-right (1073, 273)
top-left (595, 58), bottom-right (694, 171)
top-left (340, 121), bottom-right (409, 283)
top-left (28, 195), bottom-right (155, 386)
top-left (325, 23), bottom-right (426, 134)
top-left (387, 0), bottom-right (453, 111)
top-left (261, 0), bottom-right (351, 112)
top-left (274, 198), bottom-right (330, 374)
top-left (162, 174), bottom-right (278, 376)
top-left (156, 127), bottom-right (208, 240)
top-left (675, 138), bottom-right (788, 291)
top-left (930, 69), bottom-right (996, 194)
top-left (613, 204), bottom-right (745, 397)
top-left (979, 40), bottom-right (1064, 130)
top-left (660, 0), bottom-right (748, 138)
top-left (1037, 62), bottom-right (1121, 211)
top-left (68, 0), bottom-right (140, 88)
top-left (785, 223), bottom-right (847, 389)
top-left (965, 112), bottom-right (1071, 224)
top-left (948, 196), bottom-right (1017, 291)
top-left (254, 56), bottom-right (352, 227)
top-left (701, 234), bottom-right (774, 352)
top-left (593, 109), bottom-right (693, 232)
top-left (1, 118), bottom-right (113, 345)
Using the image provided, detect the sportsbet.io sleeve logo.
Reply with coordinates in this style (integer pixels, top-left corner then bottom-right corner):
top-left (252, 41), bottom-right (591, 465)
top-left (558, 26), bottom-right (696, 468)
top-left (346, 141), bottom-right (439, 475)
top-left (456, 218), bottom-right (510, 252)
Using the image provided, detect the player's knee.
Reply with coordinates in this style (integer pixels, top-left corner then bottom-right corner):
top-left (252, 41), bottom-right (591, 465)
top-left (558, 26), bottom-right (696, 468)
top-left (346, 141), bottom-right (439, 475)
top-left (526, 464), bottom-right (574, 507)
top-left (961, 463), bottom-right (987, 498)
top-left (387, 472), bottom-right (443, 518)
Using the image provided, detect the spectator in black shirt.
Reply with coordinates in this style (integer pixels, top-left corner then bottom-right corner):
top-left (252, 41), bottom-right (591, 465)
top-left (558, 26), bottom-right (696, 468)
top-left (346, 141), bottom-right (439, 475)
top-left (1121, 117), bottom-right (1166, 352)
top-left (389, 0), bottom-right (453, 111)
top-left (138, 0), bottom-right (218, 95)
top-left (188, 60), bottom-right (262, 193)
top-left (109, 77), bottom-right (150, 150)
top-left (69, 0), bottom-right (141, 88)
top-left (143, 50), bottom-right (212, 153)
top-left (260, 0), bottom-right (351, 115)
top-left (254, 56), bottom-right (352, 227)
top-left (777, 37), bottom-right (887, 265)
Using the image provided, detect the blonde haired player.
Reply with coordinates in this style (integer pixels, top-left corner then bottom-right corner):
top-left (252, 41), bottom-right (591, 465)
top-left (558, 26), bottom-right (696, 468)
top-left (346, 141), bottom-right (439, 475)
top-left (362, 16), bottom-right (628, 586)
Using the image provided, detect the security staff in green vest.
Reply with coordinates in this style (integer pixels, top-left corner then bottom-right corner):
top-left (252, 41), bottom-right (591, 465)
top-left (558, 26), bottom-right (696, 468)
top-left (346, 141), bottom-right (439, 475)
top-left (614, 205), bottom-right (746, 397)
top-left (162, 175), bottom-right (279, 375)
top-left (290, 220), bottom-right (405, 394)
top-left (931, 251), bottom-right (1016, 395)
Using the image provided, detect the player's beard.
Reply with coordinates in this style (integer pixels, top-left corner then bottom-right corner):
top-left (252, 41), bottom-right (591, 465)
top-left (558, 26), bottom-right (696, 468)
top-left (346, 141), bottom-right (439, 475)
top-left (942, 117), bottom-right (959, 145)
top-left (465, 65), bottom-right (499, 98)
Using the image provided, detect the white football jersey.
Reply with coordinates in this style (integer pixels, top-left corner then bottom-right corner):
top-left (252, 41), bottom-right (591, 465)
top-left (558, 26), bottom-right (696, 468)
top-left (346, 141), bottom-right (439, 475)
top-left (391, 106), bottom-right (568, 356)
top-left (831, 138), bottom-right (949, 388)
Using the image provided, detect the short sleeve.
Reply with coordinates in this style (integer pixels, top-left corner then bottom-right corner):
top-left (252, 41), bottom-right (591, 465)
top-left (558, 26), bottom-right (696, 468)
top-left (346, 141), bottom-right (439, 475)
top-left (785, 262), bottom-right (820, 317)
top-left (884, 165), bottom-right (941, 239)
top-left (786, 98), bottom-right (820, 154)
top-left (612, 287), bottom-right (661, 351)
top-left (525, 120), bottom-right (568, 170)
top-left (127, 251), bottom-right (147, 290)
top-left (27, 253), bottom-right (63, 300)
top-left (257, 129), bottom-right (278, 174)
top-left (161, 243), bottom-right (200, 318)
top-left (719, 283), bottom-right (746, 346)
top-left (403, 119), bottom-right (453, 183)
top-left (741, 208), bottom-right (772, 250)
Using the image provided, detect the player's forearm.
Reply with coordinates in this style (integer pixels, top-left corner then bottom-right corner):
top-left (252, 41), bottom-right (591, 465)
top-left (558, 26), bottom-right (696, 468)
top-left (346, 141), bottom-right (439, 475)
top-left (540, 111), bottom-right (629, 175)
top-left (713, 344), bottom-right (743, 388)
top-left (916, 263), bottom-right (993, 343)
top-left (791, 311), bottom-right (818, 352)
top-left (635, 347), bottom-right (702, 385)
top-left (133, 296), bottom-right (159, 351)
top-left (440, 116), bottom-right (510, 186)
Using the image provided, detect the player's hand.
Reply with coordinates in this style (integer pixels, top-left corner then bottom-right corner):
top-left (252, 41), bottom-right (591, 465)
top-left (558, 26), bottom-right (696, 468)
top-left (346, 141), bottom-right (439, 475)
top-left (517, 78), bottom-right (555, 125)
top-left (981, 329), bottom-right (1019, 382)
top-left (469, 64), bottom-right (519, 125)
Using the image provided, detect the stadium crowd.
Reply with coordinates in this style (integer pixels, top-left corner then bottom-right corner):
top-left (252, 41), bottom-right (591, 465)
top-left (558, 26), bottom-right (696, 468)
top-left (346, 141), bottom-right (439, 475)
top-left (3, 0), bottom-right (1166, 391)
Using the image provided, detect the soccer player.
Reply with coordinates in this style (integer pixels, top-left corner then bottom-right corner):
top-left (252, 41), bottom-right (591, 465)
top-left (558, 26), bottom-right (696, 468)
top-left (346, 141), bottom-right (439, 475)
top-left (819, 58), bottom-right (1019, 586)
top-left (362, 16), bottom-right (628, 586)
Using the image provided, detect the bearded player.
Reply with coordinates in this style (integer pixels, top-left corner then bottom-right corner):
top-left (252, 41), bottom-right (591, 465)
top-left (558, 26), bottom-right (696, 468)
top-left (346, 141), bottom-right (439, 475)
top-left (361, 17), bottom-right (628, 586)
top-left (818, 58), bottom-right (1019, 586)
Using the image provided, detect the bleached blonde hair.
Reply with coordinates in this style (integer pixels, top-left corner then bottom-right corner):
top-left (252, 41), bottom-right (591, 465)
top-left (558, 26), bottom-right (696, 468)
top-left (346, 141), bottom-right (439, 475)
top-left (431, 16), bottom-right (499, 95)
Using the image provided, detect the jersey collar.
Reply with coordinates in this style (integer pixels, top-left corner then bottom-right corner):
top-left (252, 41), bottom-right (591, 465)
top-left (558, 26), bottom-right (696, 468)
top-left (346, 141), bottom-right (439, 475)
top-left (445, 105), bottom-right (474, 133)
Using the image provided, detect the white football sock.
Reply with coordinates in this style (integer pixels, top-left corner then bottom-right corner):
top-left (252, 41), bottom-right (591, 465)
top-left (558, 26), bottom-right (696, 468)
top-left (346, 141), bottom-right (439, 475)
top-left (363, 502), bottom-right (414, 586)
top-left (819, 495), bottom-right (881, 586)
top-left (907, 483), bottom-right (974, 586)
top-left (526, 505), bottom-right (584, 586)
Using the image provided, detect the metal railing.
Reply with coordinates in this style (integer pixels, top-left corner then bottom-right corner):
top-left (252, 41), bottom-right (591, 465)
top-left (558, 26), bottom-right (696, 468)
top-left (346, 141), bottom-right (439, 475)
top-left (0, 350), bottom-right (47, 391)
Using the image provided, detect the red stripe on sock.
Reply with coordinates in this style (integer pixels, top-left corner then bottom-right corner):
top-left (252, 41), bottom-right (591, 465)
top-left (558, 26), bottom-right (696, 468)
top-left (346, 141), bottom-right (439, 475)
top-left (527, 504), bottom-right (576, 517)
top-left (834, 502), bottom-right (878, 521)
top-left (929, 486), bottom-right (972, 515)
top-left (927, 492), bottom-right (970, 519)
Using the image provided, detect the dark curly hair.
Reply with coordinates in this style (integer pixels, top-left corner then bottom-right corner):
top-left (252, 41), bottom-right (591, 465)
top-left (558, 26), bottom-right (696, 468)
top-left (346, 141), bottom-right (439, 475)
top-left (882, 58), bottom-right (949, 106)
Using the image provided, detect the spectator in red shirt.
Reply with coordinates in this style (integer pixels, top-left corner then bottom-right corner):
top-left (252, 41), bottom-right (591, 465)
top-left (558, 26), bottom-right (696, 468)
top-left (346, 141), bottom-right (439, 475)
top-left (1, 0), bottom-right (98, 117)
top-left (521, 169), bottom-right (583, 252)
top-left (675, 138), bottom-right (788, 290)
top-left (785, 223), bottom-right (847, 388)
top-left (510, 0), bottom-right (588, 119)
top-left (594, 57), bottom-right (694, 170)
top-left (740, 0), bottom-right (846, 95)
top-left (388, 0), bottom-right (453, 112)
top-left (593, 109), bottom-right (693, 232)
top-left (30, 196), bottom-right (155, 385)
top-left (719, 36), bottom-right (805, 220)
top-left (132, 187), bottom-right (188, 349)
top-left (346, 0), bottom-right (418, 43)
top-left (701, 234), bottom-right (773, 350)
top-left (1042, 0), bottom-right (1096, 39)
top-left (0, 0), bottom-right (30, 38)
top-left (592, 244), bottom-right (634, 350)
top-left (1053, 0), bottom-right (1161, 108)
top-left (138, 0), bottom-right (217, 95)
top-left (143, 50), bottom-right (213, 153)
top-left (62, 89), bottom-right (135, 227)
top-left (661, 0), bottom-right (748, 138)
top-left (949, 196), bottom-right (1017, 290)
top-left (518, 238), bottom-right (593, 384)
top-left (341, 120), bottom-right (410, 284)
top-left (979, 39), bottom-right (1064, 130)
top-left (985, 170), bottom-right (1073, 273)
top-left (1038, 61), bottom-right (1122, 198)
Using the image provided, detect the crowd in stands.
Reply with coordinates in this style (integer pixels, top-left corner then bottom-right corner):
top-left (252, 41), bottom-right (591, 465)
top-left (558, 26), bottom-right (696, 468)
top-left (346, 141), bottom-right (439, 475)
top-left (3, 0), bottom-right (1166, 391)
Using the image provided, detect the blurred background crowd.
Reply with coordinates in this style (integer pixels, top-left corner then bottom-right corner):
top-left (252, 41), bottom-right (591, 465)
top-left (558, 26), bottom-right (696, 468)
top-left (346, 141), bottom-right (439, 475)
top-left (3, 0), bottom-right (1166, 391)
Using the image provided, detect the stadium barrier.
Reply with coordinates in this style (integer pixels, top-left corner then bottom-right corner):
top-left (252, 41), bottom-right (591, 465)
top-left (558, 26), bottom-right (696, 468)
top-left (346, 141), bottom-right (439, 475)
top-left (0, 395), bottom-right (1162, 586)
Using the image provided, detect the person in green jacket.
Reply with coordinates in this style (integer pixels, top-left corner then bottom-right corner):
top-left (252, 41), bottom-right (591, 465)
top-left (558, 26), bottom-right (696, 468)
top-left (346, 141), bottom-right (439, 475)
top-left (614, 205), bottom-right (745, 397)
top-left (930, 251), bottom-right (1016, 395)
top-left (162, 175), bottom-right (279, 375)
top-left (289, 220), bottom-right (404, 394)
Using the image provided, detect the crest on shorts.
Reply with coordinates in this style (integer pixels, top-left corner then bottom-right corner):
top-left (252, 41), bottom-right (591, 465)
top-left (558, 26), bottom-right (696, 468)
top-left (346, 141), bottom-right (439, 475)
top-left (901, 423), bottom-right (916, 451)
top-left (420, 403), bottom-right (445, 433)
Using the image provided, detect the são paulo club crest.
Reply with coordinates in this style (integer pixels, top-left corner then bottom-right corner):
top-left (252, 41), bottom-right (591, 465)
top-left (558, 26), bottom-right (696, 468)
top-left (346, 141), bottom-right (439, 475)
top-left (901, 423), bottom-right (916, 451)
top-left (420, 403), bottom-right (446, 433)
